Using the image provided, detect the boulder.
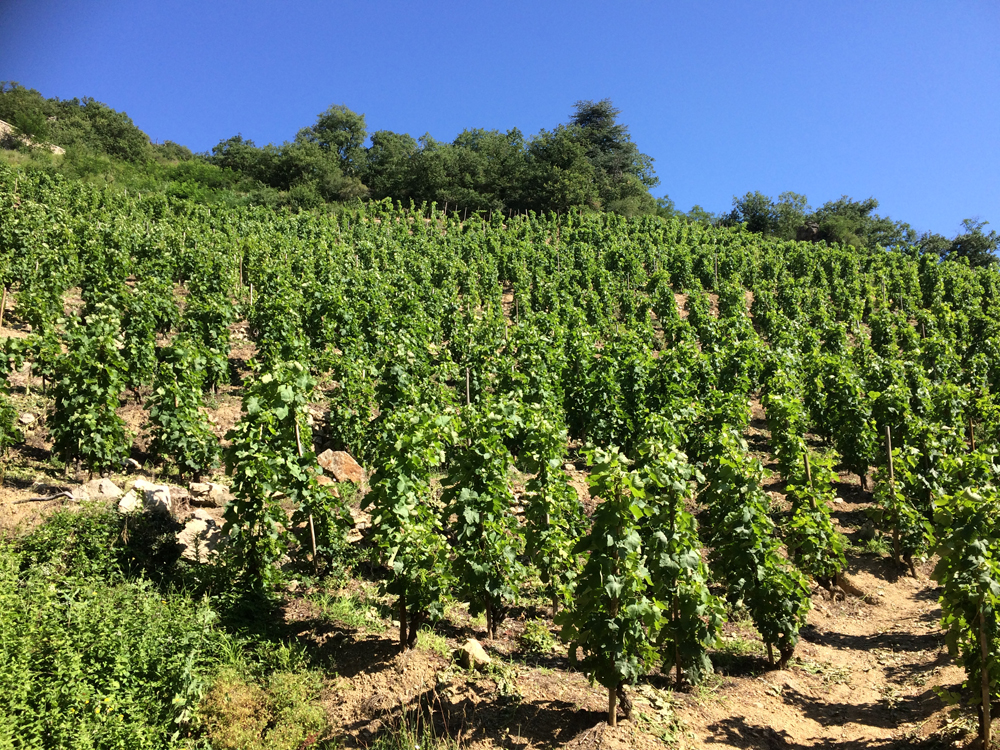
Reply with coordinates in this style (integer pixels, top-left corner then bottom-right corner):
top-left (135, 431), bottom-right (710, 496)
top-left (189, 481), bottom-right (230, 507)
top-left (117, 490), bottom-right (141, 514)
top-left (73, 478), bottom-right (122, 501)
top-left (177, 509), bottom-right (222, 563)
top-left (457, 639), bottom-right (492, 670)
top-left (132, 478), bottom-right (172, 514)
top-left (317, 450), bottom-right (366, 484)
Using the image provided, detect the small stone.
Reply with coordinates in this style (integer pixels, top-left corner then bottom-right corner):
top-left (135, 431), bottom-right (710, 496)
top-left (18, 412), bottom-right (36, 426)
top-left (189, 482), bottom-right (229, 508)
top-left (316, 475), bottom-right (341, 497)
top-left (123, 458), bottom-right (141, 473)
top-left (563, 462), bottom-right (574, 472)
top-left (350, 507), bottom-right (371, 531)
top-left (117, 490), bottom-right (141, 513)
top-left (457, 638), bottom-right (491, 670)
top-left (317, 450), bottom-right (366, 484)
top-left (177, 509), bottom-right (221, 562)
top-left (132, 478), bottom-right (172, 514)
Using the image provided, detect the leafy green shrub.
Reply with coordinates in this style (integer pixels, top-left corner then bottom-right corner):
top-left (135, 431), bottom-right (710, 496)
top-left (16, 502), bottom-right (180, 583)
top-left (364, 404), bottom-right (456, 649)
top-left (519, 618), bottom-right (557, 655)
top-left (557, 446), bottom-right (658, 726)
top-left (0, 541), bottom-right (229, 749)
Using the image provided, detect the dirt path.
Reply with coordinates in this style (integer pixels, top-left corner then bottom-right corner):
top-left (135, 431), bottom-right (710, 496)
top-left (677, 555), bottom-right (962, 749)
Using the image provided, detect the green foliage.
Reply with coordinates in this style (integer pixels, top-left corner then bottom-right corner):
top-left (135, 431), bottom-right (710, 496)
top-left (198, 669), bottom-right (328, 750)
top-left (224, 361), bottom-right (347, 588)
top-left (933, 487), bottom-right (1000, 746)
top-left (0, 375), bottom-right (21, 469)
top-left (636, 425), bottom-right (724, 687)
top-left (48, 306), bottom-right (132, 474)
top-left (700, 429), bottom-right (811, 668)
top-left (364, 405), bottom-right (457, 648)
top-left (520, 405), bottom-right (587, 613)
top-left (147, 338), bottom-right (220, 479)
top-left (784, 453), bottom-right (847, 584)
top-left (442, 400), bottom-right (525, 638)
top-left (556, 446), bottom-right (658, 723)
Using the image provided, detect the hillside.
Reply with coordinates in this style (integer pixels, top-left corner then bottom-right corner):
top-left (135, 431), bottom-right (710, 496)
top-left (1, 162), bottom-right (999, 749)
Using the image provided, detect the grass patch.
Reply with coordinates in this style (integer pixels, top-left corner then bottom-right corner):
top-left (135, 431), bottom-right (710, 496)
top-left (198, 668), bottom-right (330, 750)
top-left (416, 629), bottom-right (452, 659)
top-left (312, 590), bottom-right (385, 632)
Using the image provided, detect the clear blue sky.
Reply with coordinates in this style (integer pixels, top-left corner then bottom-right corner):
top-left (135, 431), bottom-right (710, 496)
top-left (1, 0), bottom-right (997, 237)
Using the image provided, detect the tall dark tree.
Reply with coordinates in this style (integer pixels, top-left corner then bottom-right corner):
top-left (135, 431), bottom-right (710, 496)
top-left (297, 104), bottom-right (367, 176)
top-left (946, 219), bottom-right (999, 267)
top-left (568, 99), bottom-right (658, 214)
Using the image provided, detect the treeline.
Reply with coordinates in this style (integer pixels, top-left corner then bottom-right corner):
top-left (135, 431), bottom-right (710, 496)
top-left (723, 190), bottom-right (999, 266)
top-left (208, 100), bottom-right (660, 216)
top-left (0, 82), bottom-right (662, 216)
top-left (1, 81), bottom-right (996, 264)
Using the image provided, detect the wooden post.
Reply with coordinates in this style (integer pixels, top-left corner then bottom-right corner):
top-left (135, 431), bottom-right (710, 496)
top-left (885, 425), bottom-right (900, 566)
top-left (0, 285), bottom-right (6, 328)
top-left (465, 368), bottom-right (471, 406)
top-left (803, 452), bottom-right (817, 509)
top-left (608, 684), bottom-right (617, 727)
top-left (971, 418), bottom-right (977, 452)
top-left (714, 253), bottom-right (719, 289)
top-left (308, 514), bottom-right (318, 575)
top-left (399, 594), bottom-right (408, 650)
top-left (980, 601), bottom-right (992, 749)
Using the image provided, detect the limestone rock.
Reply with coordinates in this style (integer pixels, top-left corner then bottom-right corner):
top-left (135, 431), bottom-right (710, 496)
top-left (18, 412), bottom-right (36, 426)
top-left (123, 458), bottom-right (141, 473)
top-left (132, 478), bottom-right (172, 514)
top-left (177, 509), bottom-right (222, 562)
top-left (189, 481), bottom-right (230, 507)
top-left (457, 639), bottom-right (492, 670)
top-left (73, 478), bottom-right (122, 501)
top-left (317, 450), bottom-right (366, 484)
top-left (117, 490), bottom-right (141, 514)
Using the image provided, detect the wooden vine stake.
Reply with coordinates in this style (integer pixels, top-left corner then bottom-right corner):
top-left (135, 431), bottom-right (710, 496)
top-left (885, 425), bottom-right (900, 567)
top-left (980, 596), bottom-right (992, 749)
top-left (296, 421), bottom-right (318, 574)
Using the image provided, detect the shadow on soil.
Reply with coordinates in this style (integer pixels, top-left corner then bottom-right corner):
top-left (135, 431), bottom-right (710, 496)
top-left (347, 682), bottom-right (608, 750)
top-left (705, 714), bottom-right (959, 749)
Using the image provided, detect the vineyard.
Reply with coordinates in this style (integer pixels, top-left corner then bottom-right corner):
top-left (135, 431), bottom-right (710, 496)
top-left (1, 161), bottom-right (1000, 749)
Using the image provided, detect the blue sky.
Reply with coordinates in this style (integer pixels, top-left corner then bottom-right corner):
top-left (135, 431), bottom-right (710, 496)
top-left (1, 0), bottom-right (997, 237)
